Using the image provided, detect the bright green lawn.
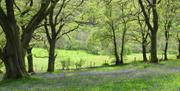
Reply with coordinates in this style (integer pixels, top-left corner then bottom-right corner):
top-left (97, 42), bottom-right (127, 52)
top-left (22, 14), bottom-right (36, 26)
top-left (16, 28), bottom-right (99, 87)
top-left (31, 48), bottom-right (110, 71)
top-left (0, 60), bottom-right (180, 91)
top-left (31, 48), bottom-right (176, 71)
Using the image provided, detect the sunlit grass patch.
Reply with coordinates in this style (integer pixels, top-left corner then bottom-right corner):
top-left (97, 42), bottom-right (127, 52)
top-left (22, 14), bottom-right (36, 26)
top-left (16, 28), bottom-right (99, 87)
top-left (31, 48), bottom-right (178, 72)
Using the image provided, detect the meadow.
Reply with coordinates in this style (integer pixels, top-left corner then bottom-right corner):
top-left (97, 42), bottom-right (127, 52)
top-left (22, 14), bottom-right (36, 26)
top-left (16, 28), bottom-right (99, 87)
top-left (31, 48), bottom-right (176, 71)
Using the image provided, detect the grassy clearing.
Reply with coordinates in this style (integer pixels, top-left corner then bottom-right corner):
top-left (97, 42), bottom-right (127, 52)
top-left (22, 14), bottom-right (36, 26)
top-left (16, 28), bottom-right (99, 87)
top-left (32, 48), bottom-right (110, 71)
top-left (0, 60), bottom-right (180, 91)
top-left (31, 48), bottom-right (176, 71)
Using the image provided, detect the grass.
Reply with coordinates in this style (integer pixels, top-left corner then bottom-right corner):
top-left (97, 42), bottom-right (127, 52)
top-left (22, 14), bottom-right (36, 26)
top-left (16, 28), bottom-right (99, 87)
top-left (32, 48), bottom-right (110, 71)
top-left (0, 48), bottom-right (179, 91)
top-left (0, 60), bottom-right (180, 91)
top-left (31, 48), bottom-right (177, 71)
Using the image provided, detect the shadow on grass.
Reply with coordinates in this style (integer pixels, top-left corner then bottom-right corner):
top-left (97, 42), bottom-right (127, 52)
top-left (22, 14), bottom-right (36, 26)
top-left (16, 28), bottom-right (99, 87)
top-left (0, 77), bottom-right (42, 86)
top-left (55, 60), bottom-right (151, 73)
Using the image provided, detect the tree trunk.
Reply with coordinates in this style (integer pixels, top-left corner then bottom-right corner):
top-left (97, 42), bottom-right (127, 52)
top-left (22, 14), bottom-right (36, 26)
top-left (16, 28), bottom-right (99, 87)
top-left (120, 39), bottom-right (124, 64)
top-left (150, 32), bottom-right (158, 63)
top-left (2, 32), bottom-right (28, 79)
top-left (138, 0), bottom-right (159, 63)
top-left (177, 40), bottom-right (180, 59)
top-left (120, 23), bottom-right (127, 64)
top-left (112, 26), bottom-right (121, 65)
top-left (164, 20), bottom-right (171, 60)
top-left (138, 13), bottom-right (148, 62)
top-left (164, 31), bottom-right (169, 60)
top-left (27, 47), bottom-right (34, 73)
top-left (114, 41), bottom-right (121, 65)
top-left (113, 35), bottom-right (121, 65)
top-left (0, 0), bottom-right (54, 79)
top-left (0, 11), bottom-right (29, 79)
top-left (142, 43), bottom-right (148, 62)
top-left (47, 40), bottom-right (56, 72)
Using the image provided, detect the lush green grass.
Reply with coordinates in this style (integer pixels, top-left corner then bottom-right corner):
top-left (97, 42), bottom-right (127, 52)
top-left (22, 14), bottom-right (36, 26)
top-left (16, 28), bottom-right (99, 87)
top-left (0, 60), bottom-right (180, 91)
top-left (0, 48), bottom-right (176, 91)
top-left (31, 48), bottom-right (177, 71)
top-left (31, 48), bottom-right (110, 71)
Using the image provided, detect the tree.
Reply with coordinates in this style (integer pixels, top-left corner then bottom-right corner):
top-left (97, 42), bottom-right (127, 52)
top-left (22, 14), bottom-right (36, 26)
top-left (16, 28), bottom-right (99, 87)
top-left (130, 1), bottom-right (151, 62)
top-left (104, 0), bottom-right (121, 65)
top-left (173, 14), bottom-right (180, 59)
top-left (160, 0), bottom-right (178, 60)
top-left (0, 0), bottom-right (58, 79)
top-left (138, 0), bottom-right (159, 63)
top-left (131, 14), bottom-right (150, 62)
top-left (118, 1), bottom-right (135, 64)
top-left (44, 0), bottom-right (82, 72)
top-left (86, 0), bottom-right (135, 65)
top-left (17, 0), bottom-right (35, 74)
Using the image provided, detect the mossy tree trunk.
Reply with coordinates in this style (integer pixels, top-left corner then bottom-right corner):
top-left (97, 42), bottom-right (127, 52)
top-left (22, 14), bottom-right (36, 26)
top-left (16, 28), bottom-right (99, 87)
top-left (0, 0), bottom-right (55, 79)
top-left (0, 0), bottom-right (28, 79)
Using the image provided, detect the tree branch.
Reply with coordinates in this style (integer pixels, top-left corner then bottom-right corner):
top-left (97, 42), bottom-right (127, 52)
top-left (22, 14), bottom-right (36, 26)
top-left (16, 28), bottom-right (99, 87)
top-left (0, 7), bottom-right (10, 34)
top-left (5, 0), bottom-right (16, 22)
top-left (138, 0), bottom-right (153, 31)
top-left (44, 17), bottom-right (52, 43)
top-left (21, 0), bottom-right (57, 48)
top-left (57, 24), bottom-right (79, 40)
top-left (54, 0), bottom-right (66, 24)
top-left (55, 23), bottom-right (65, 37)
top-left (14, 1), bottom-right (21, 13)
top-left (0, 7), bottom-right (7, 26)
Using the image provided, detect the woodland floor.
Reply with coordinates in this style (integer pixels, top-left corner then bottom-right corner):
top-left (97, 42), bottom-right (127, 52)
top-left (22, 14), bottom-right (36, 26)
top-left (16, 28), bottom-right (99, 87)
top-left (0, 60), bottom-right (180, 91)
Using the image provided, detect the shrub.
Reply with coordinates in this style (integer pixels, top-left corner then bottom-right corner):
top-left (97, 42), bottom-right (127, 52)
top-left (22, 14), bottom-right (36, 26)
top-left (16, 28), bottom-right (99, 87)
top-left (60, 58), bottom-right (72, 70)
top-left (102, 63), bottom-right (110, 66)
top-left (75, 58), bottom-right (85, 69)
top-left (66, 58), bottom-right (71, 70)
top-left (60, 60), bottom-right (66, 70)
top-left (102, 60), bottom-right (110, 66)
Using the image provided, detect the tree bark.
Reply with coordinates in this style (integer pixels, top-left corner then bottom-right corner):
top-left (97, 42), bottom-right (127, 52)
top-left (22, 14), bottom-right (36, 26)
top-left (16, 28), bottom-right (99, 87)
top-left (47, 40), bottom-right (56, 72)
top-left (120, 30), bottom-right (126, 64)
top-left (138, 0), bottom-right (159, 63)
top-left (150, 31), bottom-right (158, 63)
top-left (120, 22), bottom-right (127, 64)
top-left (137, 14), bottom-right (148, 62)
top-left (45, 8), bottom-right (57, 72)
top-left (164, 31), bottom-right (169, 60)
top-left (164, 20), bottom-right (171, 60)
top-left (27, 47), bottom-right (34, 73)
top-left (2, 27), bottom-right (28, 79)
top-left (112, 28), bottom-right (121, 65)
top-left (142, 43), bottom-right (148, 62)
top-left (177, 40), bottom-right (180, 59)
top-left (111, 22), bottom-right (121, 65)
top-left (151, 0), bottom-right (159, 63)
top-left (141, 28), bottom-right (148, 62)
top-left (0, 4), bottom-right (29, 78)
